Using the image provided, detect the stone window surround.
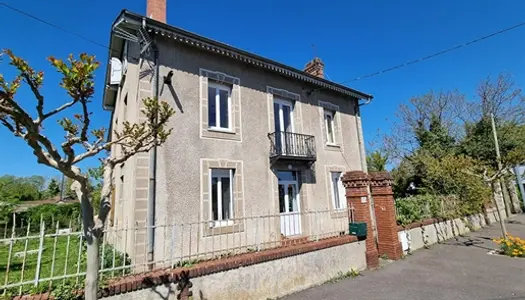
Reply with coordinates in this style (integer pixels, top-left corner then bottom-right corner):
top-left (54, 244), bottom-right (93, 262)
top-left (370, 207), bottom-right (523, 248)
top-left (199, 69), bottom-right (242, 142)
top-left (325, 165), bottom-right (348, 219)
top-left (318, 100), bottom-right (343, 152)
top-left (201, 159), bottom-right (245, 237)
top-left (267, 86), bottom-right (303, 134)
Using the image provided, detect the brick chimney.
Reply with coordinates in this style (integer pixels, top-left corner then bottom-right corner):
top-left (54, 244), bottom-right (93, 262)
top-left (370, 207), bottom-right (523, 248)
top-left (304, 57), bottom-right (324, 79)
top-left (147, 0), bottom-right (167, 23)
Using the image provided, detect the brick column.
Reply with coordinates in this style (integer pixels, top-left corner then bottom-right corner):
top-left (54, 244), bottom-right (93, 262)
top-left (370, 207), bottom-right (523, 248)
top-left (342, 171), bottom-right (379, 269)
top-left (370, 171), bottom-right (402, 260)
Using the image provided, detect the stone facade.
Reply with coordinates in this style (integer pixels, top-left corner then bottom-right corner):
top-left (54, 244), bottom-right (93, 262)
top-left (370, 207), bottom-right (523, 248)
top-left (107, 24), bottom-right (370, 266)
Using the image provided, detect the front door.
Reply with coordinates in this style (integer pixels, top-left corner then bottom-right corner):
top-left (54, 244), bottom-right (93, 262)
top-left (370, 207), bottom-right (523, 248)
top-left (273, 99), bottom-right (294, 155)
top-left (278, 171), bottom-right (301, 236)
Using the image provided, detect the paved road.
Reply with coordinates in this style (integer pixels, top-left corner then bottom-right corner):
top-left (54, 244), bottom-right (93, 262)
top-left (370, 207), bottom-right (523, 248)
top-left (281, 215), bottom-right (525, 300)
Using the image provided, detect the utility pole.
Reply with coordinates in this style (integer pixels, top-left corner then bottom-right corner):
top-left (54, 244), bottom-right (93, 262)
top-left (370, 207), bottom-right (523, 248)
top-left (491, 113), bottom-right (513, 216)
top-left (491, 113), bottom-right (508, 237)
top-left (515, 166), bottom-right (525, 209)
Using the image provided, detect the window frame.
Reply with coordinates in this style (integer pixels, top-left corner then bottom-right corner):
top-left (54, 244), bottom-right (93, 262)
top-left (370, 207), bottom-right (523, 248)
top-left (330, 171), bottom-right (347, 210)
top-left (208, 82), bottom-right (232, 132)
top-left (209, 168), bottom-right (234, 227)
top-left (324, 109), bottom-right (336, 145)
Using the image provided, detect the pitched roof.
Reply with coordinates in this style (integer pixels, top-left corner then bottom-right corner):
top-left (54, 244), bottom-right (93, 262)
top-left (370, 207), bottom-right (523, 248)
top-left (103, 10), bottom-right (373, 109)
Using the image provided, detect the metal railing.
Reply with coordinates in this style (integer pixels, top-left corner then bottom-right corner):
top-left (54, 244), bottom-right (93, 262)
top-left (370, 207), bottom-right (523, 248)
top-left (268, 132), bottom-right (316, 160)
top-left (0, 208), bottom-right (353, 296)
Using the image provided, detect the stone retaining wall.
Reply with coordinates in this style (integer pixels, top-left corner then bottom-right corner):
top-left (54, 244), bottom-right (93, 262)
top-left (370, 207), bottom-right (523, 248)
top-left (397, 213), bottom-right (489, 254)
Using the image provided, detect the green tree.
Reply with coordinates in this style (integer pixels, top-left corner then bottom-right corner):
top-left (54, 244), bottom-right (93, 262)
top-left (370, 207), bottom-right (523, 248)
top-left (0, 50), bottom-right (174, 299)
top-left (46, 178), bottom-right (60, 197)
top-left (366, 151), bottom-right (388, 172)
top-left (0, 175), bottom-right (41, 201)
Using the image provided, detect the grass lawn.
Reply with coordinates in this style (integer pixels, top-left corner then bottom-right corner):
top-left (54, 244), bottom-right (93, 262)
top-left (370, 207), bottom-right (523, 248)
top-left (0, 234), bottom-right (85, 295)
top-left (0, 233), bottom-right (130, 296)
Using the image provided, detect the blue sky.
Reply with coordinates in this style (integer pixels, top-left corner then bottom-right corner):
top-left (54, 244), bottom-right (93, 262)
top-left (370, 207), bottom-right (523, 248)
top-left (1, 0), bottom-right (524, 178)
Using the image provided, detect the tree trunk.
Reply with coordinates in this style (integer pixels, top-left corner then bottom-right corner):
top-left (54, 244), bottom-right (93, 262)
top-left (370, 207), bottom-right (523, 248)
top-left (506, 176), bottom-right (522, 213)
top-left (500, 178), bottom-right (512, 217)
top-left (72, 179), bottom-right (100, 300)
top-left (85, 233), bottom-right (100, 300)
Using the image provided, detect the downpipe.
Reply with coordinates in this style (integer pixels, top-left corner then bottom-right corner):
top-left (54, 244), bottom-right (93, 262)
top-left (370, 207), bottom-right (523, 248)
top-left (147, 38), bottom-right (160, 269)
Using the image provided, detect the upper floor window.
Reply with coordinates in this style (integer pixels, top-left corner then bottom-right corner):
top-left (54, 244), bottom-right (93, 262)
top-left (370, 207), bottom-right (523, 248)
top-left (324, 110), bottom-right (336, 144)
top-left (208, 82), bottom-right (232, 131)
top-left (200, 69), bottom-right (241, 141)
top-left (318, 100), bottom-right (341, 150)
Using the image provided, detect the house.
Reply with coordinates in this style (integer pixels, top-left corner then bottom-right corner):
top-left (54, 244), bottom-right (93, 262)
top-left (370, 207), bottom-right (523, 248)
top-left (102, 0), bottom-right (373, 267)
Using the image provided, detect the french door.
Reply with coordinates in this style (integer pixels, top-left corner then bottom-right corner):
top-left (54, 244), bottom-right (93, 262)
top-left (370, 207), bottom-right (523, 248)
top-left (273, 99), bottom-right (294, 154)
top-left (278, 171), bottom-right (301, 236)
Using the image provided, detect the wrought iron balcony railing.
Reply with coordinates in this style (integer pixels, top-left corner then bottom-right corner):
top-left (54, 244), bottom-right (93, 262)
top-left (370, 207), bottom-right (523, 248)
top-left (268, 132), bottom-right (316, 162)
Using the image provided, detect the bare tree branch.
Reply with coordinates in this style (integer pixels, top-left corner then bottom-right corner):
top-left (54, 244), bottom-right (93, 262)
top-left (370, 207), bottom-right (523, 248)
top-left (41, 100), bottom-right (78, 121)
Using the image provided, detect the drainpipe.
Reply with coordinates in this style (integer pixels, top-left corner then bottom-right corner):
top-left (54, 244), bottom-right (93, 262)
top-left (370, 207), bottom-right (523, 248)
top-left (147, 35), bottom-right (160, 268)
top-left (355, 97), bottom-right (376, 245)
top-left (355, 97), bottom-right (372, 172)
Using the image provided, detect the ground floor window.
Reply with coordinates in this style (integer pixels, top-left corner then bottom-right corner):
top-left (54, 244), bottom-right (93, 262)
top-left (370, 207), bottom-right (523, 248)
top-left (211, 169), bottom-right (234, 225)
top-left (331, 172), bottom-right (347, 210)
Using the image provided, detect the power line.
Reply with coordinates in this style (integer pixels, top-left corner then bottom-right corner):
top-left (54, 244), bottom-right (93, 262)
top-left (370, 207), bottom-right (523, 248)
top-left (4, 2), bottom-right (524, 88)
top-left (1, 2), bottom-right (116, 53)
top-left (327, 20), bottom-right (525, 87)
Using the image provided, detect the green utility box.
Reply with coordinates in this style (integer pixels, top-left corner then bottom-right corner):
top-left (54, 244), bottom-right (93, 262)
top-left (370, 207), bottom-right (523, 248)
top-left (349, 222), bottom-right (367, 240)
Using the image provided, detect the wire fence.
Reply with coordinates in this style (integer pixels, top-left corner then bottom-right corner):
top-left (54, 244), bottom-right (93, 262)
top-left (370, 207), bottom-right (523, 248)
top-left (0, 207), bottom-right (354, 296)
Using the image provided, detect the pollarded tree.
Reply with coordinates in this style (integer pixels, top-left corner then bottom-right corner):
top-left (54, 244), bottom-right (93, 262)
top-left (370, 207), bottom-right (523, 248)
top-left (0, 50), bottom-right (174, 299)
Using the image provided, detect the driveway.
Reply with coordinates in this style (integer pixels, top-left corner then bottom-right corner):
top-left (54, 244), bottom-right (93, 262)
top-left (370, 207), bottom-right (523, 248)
top-left (281, 214), bottom-right (525, 300)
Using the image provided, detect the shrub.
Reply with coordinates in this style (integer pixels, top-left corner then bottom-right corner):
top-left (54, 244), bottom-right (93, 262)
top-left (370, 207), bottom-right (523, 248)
top-left (395, 194), bottom-right (479, 225)
top-left (395, 194), bottom-right (439, 225)
top-left (20, 203), bottom-right (81, 231)
top-left (493, 235), bottom-right (525, 258)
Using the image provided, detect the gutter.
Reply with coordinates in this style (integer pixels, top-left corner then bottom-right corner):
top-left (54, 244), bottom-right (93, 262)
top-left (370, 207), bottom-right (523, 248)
top-left (119, 10), bottom-right (372, 101)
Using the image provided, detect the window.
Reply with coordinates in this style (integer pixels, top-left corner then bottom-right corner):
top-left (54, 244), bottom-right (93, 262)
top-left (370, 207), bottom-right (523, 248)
top-left (210, 169), bottom-right (234, 226)
top-left (330, 172), bottom-right (347, 210)
top-left (324, 110), bottom-right (335, 144)
top-left (208, 82), bottom-right (232, 130)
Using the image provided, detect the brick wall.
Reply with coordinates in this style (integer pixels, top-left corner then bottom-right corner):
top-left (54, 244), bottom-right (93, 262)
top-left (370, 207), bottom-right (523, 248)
top-left (342, 171), bottom-right (379, 269)
top-left (370, 172), bottom-right (402, 260)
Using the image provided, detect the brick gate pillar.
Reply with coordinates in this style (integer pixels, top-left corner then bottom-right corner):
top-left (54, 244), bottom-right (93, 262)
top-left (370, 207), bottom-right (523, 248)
top-left (370, 171), bottom-right (402, 260)
top-left (342, 171), bottom-right (379, 269)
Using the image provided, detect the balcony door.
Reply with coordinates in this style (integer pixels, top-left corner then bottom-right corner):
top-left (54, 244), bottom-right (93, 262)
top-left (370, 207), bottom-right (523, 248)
top-left (273, 99), bottom-right (294, 155)
top-left (278, 171), bottom-right (302, 236)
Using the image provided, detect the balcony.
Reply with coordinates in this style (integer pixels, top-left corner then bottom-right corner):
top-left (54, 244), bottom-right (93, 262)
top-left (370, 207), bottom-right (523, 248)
top-left (268, 132), bottom-right (316, 164)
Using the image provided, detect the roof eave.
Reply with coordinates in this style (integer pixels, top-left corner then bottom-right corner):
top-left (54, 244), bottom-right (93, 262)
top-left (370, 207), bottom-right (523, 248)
top-left (118, 10), bottom-right (373, 101)
top-left (102, 10), bottom-right (130, 111)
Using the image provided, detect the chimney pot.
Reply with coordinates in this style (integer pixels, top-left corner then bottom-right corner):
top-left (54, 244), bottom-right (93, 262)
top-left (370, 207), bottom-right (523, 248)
top-left (147, 0), bottom-right (167, 23)
top-left (304, 57), bottom-right (325, 79)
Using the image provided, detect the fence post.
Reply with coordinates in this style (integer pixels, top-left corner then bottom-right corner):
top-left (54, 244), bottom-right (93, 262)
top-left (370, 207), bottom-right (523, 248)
top-left (34, 218), bottom-right (46, 286)
top-left (342, 171), bottom-right (379, 269)
top-left (370, 172), bottom-right (402, 261)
